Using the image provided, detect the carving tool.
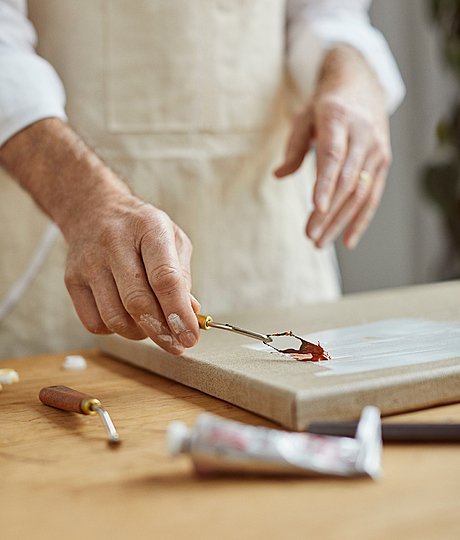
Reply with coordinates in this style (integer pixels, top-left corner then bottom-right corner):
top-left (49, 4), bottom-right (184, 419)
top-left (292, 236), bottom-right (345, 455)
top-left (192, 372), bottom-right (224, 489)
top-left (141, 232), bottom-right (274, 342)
top-left (197, 314), bottom-right (273, 343)
top-left (39, 385), bottom-right (121, 445)
top-left (196, 314), bottom-right (329, 361)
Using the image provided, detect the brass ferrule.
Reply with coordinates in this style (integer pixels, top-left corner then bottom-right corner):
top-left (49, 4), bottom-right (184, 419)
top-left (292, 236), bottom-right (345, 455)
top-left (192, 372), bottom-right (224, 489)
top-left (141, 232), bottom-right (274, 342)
top-left (81, 398), bottom-right (102, 415)
top-left (196, 314), bottom-right (213, 330)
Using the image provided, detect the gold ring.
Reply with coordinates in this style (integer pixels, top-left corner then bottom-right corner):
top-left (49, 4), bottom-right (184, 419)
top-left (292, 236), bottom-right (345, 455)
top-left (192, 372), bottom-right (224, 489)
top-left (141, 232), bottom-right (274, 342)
top-left (359, 170), bottom-right (373, 186)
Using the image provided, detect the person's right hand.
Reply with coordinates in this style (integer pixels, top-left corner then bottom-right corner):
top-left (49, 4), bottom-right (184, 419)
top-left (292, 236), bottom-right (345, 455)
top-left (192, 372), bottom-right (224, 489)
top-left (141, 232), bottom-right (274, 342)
top-left (0, 118), bottom-right (200, 354)
top-left (63, 193), bottom-right (200, 355)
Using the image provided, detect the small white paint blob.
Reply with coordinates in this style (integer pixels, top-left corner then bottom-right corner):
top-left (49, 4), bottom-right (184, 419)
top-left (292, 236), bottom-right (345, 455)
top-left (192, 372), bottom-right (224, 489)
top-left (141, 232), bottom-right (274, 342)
top-left (62, 355), bottom-right (87, 371)
top-left (0, 368), bottom-right (20, 384)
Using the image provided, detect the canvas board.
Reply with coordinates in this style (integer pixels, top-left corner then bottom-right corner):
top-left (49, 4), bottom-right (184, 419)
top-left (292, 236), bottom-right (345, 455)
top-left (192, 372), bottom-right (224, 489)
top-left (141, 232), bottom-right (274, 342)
top-left (98, 281), bottom-right (460, 430)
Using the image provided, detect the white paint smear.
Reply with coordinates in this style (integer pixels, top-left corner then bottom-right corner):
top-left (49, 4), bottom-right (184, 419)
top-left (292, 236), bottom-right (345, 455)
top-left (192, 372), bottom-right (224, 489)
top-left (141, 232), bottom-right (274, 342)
top-left (245, 319), bottom-right (460, 376)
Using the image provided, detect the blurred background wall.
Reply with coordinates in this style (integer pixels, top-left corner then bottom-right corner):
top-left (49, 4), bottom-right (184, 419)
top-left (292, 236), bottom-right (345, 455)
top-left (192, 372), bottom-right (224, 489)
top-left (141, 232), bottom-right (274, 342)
top-left (337, 0), bottom-right (458, 293)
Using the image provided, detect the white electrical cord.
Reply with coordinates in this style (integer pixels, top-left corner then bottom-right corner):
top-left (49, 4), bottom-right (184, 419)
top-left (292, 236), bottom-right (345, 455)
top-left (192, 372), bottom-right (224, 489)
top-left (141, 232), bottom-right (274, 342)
top-left (0, 221), bottom-right (59, 321)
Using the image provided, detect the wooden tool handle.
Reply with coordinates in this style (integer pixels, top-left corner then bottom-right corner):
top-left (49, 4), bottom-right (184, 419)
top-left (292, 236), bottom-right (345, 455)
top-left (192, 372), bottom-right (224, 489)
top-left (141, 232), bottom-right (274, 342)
top-left (39, 385), bottom-right (100, 415)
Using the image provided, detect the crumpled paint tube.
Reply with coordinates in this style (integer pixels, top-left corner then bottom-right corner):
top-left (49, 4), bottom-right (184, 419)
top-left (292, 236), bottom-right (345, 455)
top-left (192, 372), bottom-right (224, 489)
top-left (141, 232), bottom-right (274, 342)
top-left (167, 406), bottom-right (382, 479)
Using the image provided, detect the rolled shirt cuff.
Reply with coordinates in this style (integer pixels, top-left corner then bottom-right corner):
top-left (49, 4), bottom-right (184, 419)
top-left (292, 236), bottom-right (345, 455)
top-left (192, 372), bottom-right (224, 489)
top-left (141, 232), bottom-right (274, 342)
top-left (0, 50), bottom-right (67, 146)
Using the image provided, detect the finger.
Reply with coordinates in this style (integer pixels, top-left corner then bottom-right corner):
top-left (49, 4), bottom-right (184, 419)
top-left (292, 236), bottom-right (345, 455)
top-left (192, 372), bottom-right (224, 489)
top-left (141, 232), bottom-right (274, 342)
top-left (174, 225), bottom-right (193, 292)
top-left (139, 312), bottom-right (186, 355)
top-left (274, 109), bottom-right (313, 178)
top-left (315, 155), bottom-right (379, 248)
top-left (307, 135), bottom-right (367, 242)
top-left (313, 106), bottom-right (348, 212)
top-left (90, 271), bottom-right (147, 340)
top-left (110, 252), bottom-right (185, 355)
top-left (173, 228), bottom-right (202, 320)
top-left (344, 161), bottom-right (388, 249)
top-left (141, 218), bottom-right (199, 348)
top-left (190, 293), bottom-right (201, 314)
top-left (65, 280), bottom-right (112, 335)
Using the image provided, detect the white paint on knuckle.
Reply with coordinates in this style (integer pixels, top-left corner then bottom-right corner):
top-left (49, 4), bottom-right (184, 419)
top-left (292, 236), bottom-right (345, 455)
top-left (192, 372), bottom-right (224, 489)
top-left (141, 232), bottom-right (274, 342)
top-left (309, 224), bottom-right (322, 241)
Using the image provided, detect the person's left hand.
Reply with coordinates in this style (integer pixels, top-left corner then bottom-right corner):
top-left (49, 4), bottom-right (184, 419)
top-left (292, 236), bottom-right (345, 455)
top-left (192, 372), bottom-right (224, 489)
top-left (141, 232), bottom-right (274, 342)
top-left (274, 45), bottom-right (392, 249)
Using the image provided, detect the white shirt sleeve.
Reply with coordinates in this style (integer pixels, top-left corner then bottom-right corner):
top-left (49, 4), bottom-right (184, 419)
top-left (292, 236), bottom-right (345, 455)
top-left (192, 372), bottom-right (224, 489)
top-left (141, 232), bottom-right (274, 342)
top-left (0, 0), bottom-right (66, 146)
top-left (286, 0), bottom-right (406, 113)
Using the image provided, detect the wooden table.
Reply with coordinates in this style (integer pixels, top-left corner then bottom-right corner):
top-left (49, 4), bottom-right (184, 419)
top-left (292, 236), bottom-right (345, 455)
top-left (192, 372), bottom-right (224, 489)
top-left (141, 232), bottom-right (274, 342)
top-left (1, 349), bottom-right (459, 540)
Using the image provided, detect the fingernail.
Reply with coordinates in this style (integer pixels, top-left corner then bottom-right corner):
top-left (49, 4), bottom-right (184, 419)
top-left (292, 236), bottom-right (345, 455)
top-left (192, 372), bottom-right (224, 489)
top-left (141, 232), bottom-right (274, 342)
top-left (168, 313), bottom-right (187, 334)
top-left (168, 313), bottom-right (197, 348)
top-left (189, 293), bottom-right (201, 312)
top-left (309, 225), bottom-right (322, 241)
top-left (180, 330), bottom-right (197, 348)
top-left (274, 166), bottom-right (286, 177)
top-left (318, 193), bottom-right (329, 213)
top-left (348, 235), bottom-right (358, 249)
top-left (318, 237), bottom-right (332, 249)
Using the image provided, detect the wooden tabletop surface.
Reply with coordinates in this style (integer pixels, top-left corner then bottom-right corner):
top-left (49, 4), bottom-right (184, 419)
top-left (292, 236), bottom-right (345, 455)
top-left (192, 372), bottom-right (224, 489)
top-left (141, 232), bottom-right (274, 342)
top-left (1, 348), bottom-right (459, 540)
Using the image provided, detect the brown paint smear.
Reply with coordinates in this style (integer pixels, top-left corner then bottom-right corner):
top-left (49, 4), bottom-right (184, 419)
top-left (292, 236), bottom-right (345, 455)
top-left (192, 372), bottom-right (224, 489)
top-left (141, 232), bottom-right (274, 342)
top-left (266, 331), bottom-right (330, 362)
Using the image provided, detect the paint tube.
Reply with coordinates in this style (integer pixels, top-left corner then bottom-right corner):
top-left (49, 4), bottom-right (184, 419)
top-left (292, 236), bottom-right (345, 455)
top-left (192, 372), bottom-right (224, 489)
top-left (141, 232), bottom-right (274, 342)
top-left (167, 406), bottom-right (382, 478)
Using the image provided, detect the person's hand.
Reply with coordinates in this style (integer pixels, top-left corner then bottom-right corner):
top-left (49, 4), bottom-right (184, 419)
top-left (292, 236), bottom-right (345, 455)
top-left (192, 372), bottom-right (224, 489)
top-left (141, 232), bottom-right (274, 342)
top-left (275, 45), bottom-right (392, 249)
top-left (63, 194), bottom-right (200, 355)
top-left (0, 118), bottom-right (201, 355)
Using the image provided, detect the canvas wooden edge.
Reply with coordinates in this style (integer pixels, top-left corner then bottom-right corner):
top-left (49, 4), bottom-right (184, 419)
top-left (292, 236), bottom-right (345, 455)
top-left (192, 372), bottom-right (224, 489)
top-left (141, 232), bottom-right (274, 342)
top-left (293, 362), bottom-right (460, 429)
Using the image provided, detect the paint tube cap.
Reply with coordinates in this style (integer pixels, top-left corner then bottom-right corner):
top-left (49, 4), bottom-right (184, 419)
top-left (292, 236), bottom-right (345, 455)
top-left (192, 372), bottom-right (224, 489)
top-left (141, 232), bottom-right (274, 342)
top-left (167, 421), bottom-right (191, 456)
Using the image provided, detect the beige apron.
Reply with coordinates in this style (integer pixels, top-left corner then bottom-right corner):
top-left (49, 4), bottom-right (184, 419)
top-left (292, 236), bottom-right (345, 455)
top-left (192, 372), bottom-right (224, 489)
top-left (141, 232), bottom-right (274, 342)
top-left (0, 0), bottom-right (340, 357)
